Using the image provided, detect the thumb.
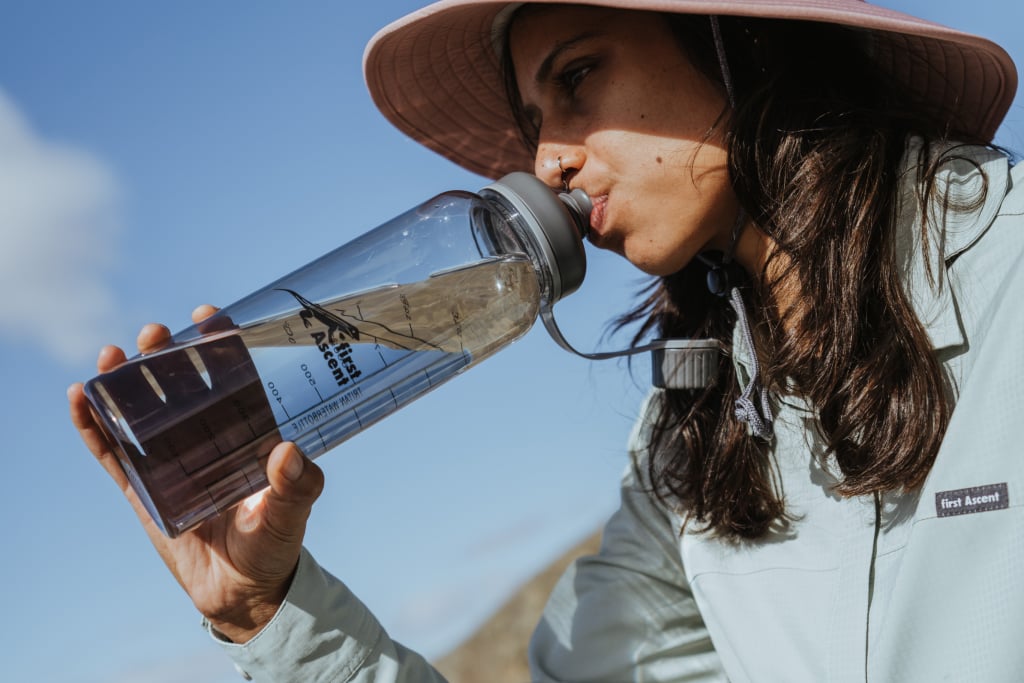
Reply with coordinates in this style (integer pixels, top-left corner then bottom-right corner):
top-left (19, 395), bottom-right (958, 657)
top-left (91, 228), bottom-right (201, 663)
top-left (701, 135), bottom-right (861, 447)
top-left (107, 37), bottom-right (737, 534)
top-left (256, 442), bottom-right (325, 543)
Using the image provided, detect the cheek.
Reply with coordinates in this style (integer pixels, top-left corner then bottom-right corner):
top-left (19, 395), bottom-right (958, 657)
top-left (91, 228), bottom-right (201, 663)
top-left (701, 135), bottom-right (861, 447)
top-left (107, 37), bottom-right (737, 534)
top-left (663, 153), bottom-right (737, 243)
top-left (619, 177), bottom-right (736, 276)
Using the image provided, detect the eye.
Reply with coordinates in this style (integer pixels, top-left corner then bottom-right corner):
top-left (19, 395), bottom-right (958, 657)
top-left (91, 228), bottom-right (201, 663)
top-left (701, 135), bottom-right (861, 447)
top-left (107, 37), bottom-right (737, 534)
top-left (557, 60), bottom-right (596, 97)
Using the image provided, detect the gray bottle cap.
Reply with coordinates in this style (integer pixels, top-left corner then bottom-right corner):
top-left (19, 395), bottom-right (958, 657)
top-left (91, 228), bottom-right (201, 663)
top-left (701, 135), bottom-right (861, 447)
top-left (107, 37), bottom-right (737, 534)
top-left (651, 339), bottom-right (722, 389)
top-left (482, 172), bottom-right (588, 302)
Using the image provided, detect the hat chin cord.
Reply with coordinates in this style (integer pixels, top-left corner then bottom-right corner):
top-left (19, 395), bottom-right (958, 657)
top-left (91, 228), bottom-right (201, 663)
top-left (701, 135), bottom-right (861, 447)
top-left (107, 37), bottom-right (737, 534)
top-left (696, 207), bottom-right (775, 441)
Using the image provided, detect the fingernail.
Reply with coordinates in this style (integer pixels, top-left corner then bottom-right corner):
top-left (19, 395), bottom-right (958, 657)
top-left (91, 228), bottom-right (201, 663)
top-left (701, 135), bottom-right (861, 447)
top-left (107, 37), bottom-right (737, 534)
top-left (283, 448), bottom-right (304, 481)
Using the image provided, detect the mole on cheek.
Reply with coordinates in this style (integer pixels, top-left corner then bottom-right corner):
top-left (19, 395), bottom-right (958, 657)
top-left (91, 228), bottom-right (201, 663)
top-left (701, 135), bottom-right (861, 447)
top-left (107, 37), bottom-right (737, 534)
top-left (656, 156), bottom-right (663, 164)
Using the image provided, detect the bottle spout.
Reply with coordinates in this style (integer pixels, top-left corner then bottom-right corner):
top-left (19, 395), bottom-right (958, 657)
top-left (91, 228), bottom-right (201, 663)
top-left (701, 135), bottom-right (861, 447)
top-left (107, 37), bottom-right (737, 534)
top-left (558, 188), bottom-right (592, 239)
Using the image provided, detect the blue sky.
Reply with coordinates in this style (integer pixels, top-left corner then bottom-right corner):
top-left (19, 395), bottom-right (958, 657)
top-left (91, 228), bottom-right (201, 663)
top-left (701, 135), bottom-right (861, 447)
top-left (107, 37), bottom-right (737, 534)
top-left (0, 2), bottom-right (1020, 682)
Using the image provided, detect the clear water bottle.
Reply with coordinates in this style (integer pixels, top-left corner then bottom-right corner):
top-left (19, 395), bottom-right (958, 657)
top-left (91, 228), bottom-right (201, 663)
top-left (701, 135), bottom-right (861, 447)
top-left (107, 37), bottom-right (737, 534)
top-left (84, 173), bottom-right (590, 537)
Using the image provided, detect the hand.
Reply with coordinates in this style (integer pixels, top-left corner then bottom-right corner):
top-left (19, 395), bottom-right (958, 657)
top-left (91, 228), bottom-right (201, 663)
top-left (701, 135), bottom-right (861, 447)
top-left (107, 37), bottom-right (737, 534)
top-left (68, 304), bottom-right (325, 643)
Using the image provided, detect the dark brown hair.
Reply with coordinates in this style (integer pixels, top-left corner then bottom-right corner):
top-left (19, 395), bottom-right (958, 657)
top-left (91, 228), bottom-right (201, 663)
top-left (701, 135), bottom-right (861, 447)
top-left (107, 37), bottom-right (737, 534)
top-left (503, 9), bottom-right (991, 540)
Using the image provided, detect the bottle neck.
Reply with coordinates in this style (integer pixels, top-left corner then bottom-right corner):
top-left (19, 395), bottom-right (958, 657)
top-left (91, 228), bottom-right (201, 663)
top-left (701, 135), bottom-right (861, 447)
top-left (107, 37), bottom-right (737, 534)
top-left (481, 191), bottom-right (558, 304)
top-left (479, 172), bottom-right (588, 305)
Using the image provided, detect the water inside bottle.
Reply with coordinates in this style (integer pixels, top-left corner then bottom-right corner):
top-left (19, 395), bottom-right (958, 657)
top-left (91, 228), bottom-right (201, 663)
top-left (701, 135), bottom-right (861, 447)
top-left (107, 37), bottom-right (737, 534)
top-left (85, 255), bottom-right (540, 536)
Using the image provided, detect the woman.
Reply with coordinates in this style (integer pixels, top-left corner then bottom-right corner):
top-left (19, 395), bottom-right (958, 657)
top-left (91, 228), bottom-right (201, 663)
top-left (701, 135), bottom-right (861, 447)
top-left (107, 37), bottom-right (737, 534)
top-left (69, 0), bottom-right (1021, 680)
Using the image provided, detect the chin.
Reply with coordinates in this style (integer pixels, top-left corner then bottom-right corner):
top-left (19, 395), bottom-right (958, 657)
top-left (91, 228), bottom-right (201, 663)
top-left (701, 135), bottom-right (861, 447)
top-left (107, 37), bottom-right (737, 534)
top-left (623, 247), bottom-right (690, 277)
top-left (626, 259), bottom-right (680, 277)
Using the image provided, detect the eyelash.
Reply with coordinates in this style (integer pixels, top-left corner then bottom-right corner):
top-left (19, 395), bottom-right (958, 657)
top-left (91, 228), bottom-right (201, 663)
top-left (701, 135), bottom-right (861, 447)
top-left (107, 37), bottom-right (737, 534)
top-left (556, 61), bottom-right (595, 97)
top-left (517, 57), bottom-right (599, 147)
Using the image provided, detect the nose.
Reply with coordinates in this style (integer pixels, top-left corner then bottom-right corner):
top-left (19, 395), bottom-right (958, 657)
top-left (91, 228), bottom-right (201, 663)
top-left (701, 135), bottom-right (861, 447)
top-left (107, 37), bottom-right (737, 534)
top-left (535, 146), bottom-right (585, 191)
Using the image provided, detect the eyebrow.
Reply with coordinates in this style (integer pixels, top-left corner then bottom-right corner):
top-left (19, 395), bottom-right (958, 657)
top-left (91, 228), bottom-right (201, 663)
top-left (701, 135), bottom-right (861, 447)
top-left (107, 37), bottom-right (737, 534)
top-left (533, 31), bottom-right (602, 85)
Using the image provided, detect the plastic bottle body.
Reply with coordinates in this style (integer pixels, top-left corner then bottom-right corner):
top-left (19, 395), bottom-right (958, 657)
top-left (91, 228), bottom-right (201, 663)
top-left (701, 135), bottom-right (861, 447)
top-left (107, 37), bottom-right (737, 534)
top-left (85, 190), bottom-right (552, 537)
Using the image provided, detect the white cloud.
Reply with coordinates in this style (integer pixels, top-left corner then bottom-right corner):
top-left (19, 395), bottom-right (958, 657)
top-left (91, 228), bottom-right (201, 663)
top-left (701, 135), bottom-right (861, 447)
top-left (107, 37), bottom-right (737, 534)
top-left (0, 89), bottom-right (121, 364)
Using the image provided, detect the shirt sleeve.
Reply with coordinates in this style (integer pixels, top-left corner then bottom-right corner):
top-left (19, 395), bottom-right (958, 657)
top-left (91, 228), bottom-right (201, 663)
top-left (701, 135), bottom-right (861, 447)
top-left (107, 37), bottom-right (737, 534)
top-left (529, 394), bottom-right (727, 682)
top-left (204, 546), bottom-right (449, 683)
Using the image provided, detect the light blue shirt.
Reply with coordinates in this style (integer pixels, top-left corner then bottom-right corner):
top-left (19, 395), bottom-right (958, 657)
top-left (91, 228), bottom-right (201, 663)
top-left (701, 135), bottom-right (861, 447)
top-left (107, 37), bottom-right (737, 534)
top-left (210, 141), bottom-right (1024, 682)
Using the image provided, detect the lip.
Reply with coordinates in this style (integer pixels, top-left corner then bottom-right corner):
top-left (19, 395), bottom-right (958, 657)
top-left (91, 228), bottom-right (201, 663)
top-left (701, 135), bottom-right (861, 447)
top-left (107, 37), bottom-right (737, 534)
top-left (586, 194), bottom-right (609, 239)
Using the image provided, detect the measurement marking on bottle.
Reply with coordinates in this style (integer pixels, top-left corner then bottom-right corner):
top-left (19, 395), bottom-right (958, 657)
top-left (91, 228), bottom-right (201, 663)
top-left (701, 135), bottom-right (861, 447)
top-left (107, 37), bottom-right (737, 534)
top-left (316, 428), bottom-right (328, 452)
top-left (234, 399), bottom-right (259, 438)
top-left (241, 464), bottom-right (257, 492)
top-left (198, 417), bottom-right (225, 456)
top-left (298, 363), bottom-right (326, 402)
top-left (267, 381), bottom-right (292, 419)
top-left (204, 486), bottom-right (219, 512)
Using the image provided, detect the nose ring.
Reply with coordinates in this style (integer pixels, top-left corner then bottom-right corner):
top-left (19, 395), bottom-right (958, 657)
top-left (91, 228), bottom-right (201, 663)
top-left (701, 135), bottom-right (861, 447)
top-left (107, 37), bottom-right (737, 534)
top-left (557, 156), bottom-right (569, 191)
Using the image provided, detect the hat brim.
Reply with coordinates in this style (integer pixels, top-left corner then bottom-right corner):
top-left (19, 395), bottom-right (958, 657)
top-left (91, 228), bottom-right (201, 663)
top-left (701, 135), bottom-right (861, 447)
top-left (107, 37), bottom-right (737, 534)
top-left (364, 0), bottom-right (1017, 179)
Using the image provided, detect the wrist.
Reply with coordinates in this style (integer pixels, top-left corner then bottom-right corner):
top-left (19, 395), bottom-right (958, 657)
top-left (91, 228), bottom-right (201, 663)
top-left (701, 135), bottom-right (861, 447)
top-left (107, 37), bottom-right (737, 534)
top-left (205, 598), bottom-right (284, 644)
top-left (201, 564), bottom-right (297, 644)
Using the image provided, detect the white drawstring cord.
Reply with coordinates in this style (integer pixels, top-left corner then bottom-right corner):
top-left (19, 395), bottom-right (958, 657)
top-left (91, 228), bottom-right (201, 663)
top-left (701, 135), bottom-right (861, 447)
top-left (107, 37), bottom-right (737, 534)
top-left (727, 286), bottom-right (774, 439)
top-left (711, 15), bottom-right (774, 440)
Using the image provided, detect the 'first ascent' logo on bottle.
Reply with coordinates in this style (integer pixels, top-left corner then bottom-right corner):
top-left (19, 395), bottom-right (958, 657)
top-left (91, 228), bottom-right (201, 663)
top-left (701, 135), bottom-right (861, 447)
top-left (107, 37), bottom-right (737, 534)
top-left (935, 483), bottom-right (1009, 517)
top-left (277, 288), bottom-right (363, 387)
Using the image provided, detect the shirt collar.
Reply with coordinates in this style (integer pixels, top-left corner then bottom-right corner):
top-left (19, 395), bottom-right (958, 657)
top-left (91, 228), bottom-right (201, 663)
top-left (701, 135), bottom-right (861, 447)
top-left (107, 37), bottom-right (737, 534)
top-left (894, 138), bottom-right (1010, 351)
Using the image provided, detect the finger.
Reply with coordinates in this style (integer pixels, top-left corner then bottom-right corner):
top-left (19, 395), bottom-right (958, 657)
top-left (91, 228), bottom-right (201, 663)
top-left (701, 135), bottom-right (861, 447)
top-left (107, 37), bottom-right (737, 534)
top-left (137, 323), bottom-right (171, 354)
top-left (67, 382), bottom-right (130, 488)
top-left (69, 382), bottom-right (171, 545)
top-left (191, 304), bottom-right (220, 323)
top-left (250, 442), bottom-right (324, 543)
top-left (97, 344), bottom-right (127, 373)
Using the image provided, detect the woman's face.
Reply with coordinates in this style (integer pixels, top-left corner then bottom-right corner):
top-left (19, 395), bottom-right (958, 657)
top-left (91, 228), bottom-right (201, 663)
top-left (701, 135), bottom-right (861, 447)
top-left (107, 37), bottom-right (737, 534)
top-left (509, 6), bottom-right (738, 276)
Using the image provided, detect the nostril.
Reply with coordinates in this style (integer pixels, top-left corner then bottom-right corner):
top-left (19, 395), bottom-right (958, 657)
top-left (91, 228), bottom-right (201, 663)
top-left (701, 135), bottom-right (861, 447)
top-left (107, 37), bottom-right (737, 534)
top-left (536, 155), bottom-right (565, 189)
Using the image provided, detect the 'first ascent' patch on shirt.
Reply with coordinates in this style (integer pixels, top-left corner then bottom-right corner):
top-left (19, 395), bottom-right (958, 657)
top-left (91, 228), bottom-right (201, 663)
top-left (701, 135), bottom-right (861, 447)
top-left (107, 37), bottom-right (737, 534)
top-left (935, 483), bottom-right (1009, 517)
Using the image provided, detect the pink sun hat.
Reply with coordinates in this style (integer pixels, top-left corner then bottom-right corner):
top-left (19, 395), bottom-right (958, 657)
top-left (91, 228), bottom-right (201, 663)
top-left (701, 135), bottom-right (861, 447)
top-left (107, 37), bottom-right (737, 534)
top-left (363, 0), bottom-right (1017, 179)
